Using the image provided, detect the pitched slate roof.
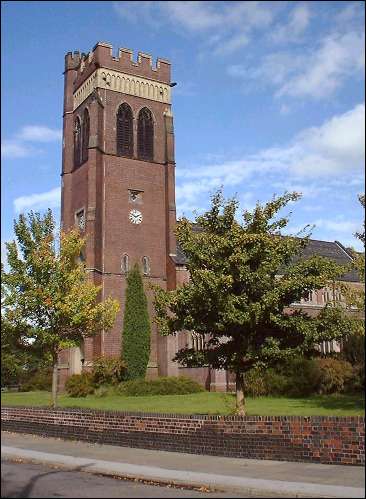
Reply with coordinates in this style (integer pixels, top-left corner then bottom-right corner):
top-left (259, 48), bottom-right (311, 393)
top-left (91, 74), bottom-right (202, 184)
top-left (173, 235), bottom-right (360, 282)
top-left (296, 239), bottom-right (358, 282)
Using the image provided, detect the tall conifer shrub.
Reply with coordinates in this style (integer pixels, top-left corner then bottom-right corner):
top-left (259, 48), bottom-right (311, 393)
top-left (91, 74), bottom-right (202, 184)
top-left (122, 263), bottom-right (151, 379)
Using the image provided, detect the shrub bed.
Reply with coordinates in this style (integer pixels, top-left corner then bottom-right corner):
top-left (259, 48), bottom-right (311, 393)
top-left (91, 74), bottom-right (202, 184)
top-left (117, 376), bottom-right (205, 396)
top-left (65, 373), bottom-right (94, 397)
top-left (244, 357), bottom-right (360, 398)
top-left (21, 369), bottom-right (52, 392)
top-left (91, 356), bottom-right (126, 387)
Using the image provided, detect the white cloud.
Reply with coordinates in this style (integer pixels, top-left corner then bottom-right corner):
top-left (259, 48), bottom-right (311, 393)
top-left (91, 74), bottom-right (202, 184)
top-left (113, 1), bottom-right (276, 55)
top-left (161, 1), bottom-right (223, 31)
top-left (17, 125), bottom-right (62, 142)
top-left (228, 29), bottom-right (365, 100)
top-left (227, 51), bottom-right (303, 90)
top-left (14, 187), bottom-right (61, 213)
top-left (300, 103), bottom-right (365, 158)
top-left (270, 3), bottom-right (311, 44)
top-left (1, 140), bottom-right (39, 159)
top-left (313, 218), bottom-right (360, 233)
top-left (277, 31), bottom-right (365, 99)
top-left (335, 2), bottom-right (364, 26)
top-left (176, 103), bottom-right (365, 212)
top-left (271, 181), bottom-right (331, 199)
top-left (2, 125), bottom-right (62, 159)
top-left (213, 33), bottom-right (249, 55)
top-left (284, 217), bottom-right (364, 248)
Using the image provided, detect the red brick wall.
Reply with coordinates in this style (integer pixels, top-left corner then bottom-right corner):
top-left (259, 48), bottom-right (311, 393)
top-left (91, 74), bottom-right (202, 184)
top-left (2, 407), bottom-right (364, 466)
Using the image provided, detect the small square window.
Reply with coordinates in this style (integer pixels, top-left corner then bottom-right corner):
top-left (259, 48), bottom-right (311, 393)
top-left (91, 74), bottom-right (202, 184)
top-left (129, 189), bottom-right (143, 204)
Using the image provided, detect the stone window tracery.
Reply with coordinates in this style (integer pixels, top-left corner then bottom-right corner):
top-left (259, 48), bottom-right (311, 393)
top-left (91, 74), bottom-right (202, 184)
top-left (82, 108), bottom-right (90, 163)
top-left (142, 256), bottom-right (150, 275)
top-left (137, 107), bottom-right (154, 161)
top-left (117, 103), bottom-right (133, 157)
top-left (74, 117), bottom-right (82, 168)
top-left (76, 209), bottom-right (85, 231)
top-left (191, 331), bottom-right (204, 351)
top-left (121, 254), bottom-right (129, 273)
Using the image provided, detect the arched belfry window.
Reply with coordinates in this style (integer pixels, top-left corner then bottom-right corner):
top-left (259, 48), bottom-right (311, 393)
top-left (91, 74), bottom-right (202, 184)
top-left (121, 254), bottom-right (129, 273)
top-left (82, 108), bottom-right (90, 163)
top-left (117, 103), bottom-right (133, 157)
top-left (74, 117), bottom-right (82, 168)
top-left (142, 256), bottom-right (150, 275)
top-left (137, 107), bottom-right (154, 161)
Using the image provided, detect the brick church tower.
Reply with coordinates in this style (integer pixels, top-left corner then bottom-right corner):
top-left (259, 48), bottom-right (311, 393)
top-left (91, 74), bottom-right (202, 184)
top-left (59, 42), bottom-right (179, 385)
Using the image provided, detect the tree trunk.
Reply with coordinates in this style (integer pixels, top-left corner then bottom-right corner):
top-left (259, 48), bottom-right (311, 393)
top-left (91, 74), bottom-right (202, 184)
top-left (52, 362), bottom-right (58, 408)
top-left (235, 371), bottom-right (246, 416)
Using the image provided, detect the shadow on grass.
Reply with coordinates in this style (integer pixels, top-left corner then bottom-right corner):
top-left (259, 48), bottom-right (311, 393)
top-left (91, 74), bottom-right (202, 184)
top-left (303, 394), bottom-right (365, 412)
top-left (218, 393), bottom-right (365, 417)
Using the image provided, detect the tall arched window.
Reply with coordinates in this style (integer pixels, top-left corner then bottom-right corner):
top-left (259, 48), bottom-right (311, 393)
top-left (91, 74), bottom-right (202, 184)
top-left (121, 254), bottom-right (129, 273)
top-left (117, 103), bottom-right (133, 157)
top-left (82, 108), bottom-right (90, 163)
top-left (137, 107), bottom-right (153, 160)
top-left (142, 256), bottom-right (150, 275)
top-left (74, 117), bottom-right (82, 168)
top-left (191, 331), bottom-right (204, 351)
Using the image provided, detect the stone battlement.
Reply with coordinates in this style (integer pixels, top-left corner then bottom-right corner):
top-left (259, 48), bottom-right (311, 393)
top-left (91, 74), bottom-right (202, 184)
top-left (65, 42), bottom-right (171, 89)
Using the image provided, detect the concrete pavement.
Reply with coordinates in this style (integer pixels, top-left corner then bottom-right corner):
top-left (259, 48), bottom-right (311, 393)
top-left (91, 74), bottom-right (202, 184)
top-left (1, 431), bottom-right (365, 498)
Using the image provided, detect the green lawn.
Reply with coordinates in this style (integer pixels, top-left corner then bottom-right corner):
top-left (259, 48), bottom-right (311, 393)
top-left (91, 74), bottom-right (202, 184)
top-left (1, 391), bottom-right (364, 416)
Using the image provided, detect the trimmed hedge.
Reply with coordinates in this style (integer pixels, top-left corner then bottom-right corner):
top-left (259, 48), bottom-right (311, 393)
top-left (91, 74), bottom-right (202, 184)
top-left (117, 376), bottom-right (205, 396)
top-left (122, 264), bottom-right (151, 380)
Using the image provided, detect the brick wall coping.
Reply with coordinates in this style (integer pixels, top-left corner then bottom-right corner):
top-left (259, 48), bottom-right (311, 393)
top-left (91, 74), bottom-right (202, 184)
top-left (2, 405), bottom-right (364, 422)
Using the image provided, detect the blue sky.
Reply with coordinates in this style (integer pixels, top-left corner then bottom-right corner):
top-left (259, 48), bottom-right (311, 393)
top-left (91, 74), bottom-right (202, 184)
top-left (2, 1), bottom-right (365, 262)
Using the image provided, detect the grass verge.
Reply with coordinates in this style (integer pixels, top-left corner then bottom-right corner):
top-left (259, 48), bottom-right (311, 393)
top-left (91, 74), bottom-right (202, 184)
top-left (1, 391), bottom-right (364, 416)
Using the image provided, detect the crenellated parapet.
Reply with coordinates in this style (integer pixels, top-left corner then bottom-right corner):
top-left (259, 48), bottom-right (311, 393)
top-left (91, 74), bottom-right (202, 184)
top-left (65, 51), bottom-right (82, 71)
top-left (65, 42), bottom-right (171, 92)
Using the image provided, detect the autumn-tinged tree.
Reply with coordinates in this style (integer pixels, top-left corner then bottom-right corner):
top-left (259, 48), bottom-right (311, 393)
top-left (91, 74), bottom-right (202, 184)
top-left (2, 210), bottom-right (119, 407)
top-left (154, 191), bottom-right (357, 415)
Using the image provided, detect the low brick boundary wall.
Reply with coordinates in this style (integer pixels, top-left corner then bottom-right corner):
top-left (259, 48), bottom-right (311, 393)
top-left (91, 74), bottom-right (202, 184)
top-left (1, 406), bottom-right (364, 466)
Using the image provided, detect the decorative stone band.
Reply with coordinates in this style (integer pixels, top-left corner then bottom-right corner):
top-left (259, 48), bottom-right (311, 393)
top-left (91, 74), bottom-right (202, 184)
top-left (73, 68), bottom-right (171, 110)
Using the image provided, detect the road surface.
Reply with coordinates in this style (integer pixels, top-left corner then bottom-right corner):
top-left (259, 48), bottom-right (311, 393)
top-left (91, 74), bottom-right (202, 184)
top-left (1, 460), bottom-right (260, 498)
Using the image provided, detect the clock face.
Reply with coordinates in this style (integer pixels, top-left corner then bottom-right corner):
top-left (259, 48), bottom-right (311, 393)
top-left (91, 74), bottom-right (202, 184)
top-left (129, 209), bottom-right (142, 225)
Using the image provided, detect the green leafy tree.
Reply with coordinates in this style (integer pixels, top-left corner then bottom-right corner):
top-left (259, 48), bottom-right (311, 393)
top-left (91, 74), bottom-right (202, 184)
top-left (339, 193), bottom-right (365, 324)
top-left (354, 193), bottom-right (365, 285)
top-left (155, 191), bottom-right (357, 415)
top-left (2, 272), bottom-right (54, 387)
top-left (339, 193), bottom-right (365, 356)
top-left (122, 263), bottom-right (151, 380)
top-left (354, 194), bottom-right (365, 248)
top-left (2, 210), bottom-right (119, 407)
top-left (1, 316), bottom-right (29, 386)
